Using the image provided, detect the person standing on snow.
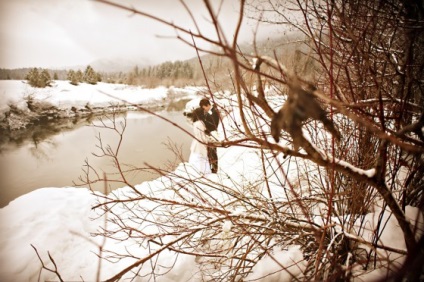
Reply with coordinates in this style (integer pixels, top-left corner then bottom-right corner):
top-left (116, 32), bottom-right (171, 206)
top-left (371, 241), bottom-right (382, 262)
top-left (188, 107), bottom-right (212, 174)
top-left (199, 98), bottom-right (220, 173)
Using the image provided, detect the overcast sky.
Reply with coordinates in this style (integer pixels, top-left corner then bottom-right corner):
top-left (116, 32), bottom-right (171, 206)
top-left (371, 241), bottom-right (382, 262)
top-left (0, 0), bottom-right (275, 70)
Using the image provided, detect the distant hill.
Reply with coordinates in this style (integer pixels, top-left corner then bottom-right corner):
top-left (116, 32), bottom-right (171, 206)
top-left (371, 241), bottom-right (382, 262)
top-left (89, 57), bottom-right (155, 73)
top-left (178, 32), bottom-right (310, 90)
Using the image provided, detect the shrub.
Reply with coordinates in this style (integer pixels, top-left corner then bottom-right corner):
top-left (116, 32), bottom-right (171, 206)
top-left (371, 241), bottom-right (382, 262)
top-left (25, 68), bottom-right (51, 88)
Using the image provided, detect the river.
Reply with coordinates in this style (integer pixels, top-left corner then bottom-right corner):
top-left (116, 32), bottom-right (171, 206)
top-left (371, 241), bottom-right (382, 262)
top-left (0, 110), bottom-right (193, 208)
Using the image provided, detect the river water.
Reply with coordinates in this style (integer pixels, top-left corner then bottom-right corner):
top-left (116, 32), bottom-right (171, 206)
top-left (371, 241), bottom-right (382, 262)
top-left (0, 110), bottom-right (193, 208)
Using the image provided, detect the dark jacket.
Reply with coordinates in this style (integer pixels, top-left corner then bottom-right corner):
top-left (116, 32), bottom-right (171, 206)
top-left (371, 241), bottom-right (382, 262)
top-left (203, 106), bottom-right (220, 135)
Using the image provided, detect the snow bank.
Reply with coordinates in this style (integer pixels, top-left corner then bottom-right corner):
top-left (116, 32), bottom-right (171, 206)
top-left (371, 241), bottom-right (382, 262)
top-left (0, 188), bottom-right (101, 281)
top-left (0, 80), bottom-right (203, 130)
top-left (0, 80), bottom-right (202, 113)
top-left (1, 183), bottom-right (420, 281)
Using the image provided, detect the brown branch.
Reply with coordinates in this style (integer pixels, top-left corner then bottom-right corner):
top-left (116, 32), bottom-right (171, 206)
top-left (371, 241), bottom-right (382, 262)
top-left (31, 244), bottom-right (64, 282)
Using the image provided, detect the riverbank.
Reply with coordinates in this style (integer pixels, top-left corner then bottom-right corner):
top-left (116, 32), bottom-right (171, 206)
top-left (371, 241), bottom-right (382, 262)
top-left (0, 80), bottom-right (204, 146)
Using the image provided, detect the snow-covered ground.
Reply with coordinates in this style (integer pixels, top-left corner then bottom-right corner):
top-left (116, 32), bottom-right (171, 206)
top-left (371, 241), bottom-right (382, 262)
top-left (0, 80), bottom-right (202, 115)
top-left (0, 80), bottom-right (422, 281)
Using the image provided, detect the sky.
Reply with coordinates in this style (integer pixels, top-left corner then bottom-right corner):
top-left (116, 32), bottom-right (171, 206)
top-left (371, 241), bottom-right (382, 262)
top-left (0, 0), bottom-right (272, 70)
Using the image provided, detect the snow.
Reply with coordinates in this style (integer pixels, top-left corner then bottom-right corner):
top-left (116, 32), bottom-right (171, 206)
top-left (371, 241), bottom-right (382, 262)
top-left (0, 188), bottom-right (101, 281)
top-left (333, 158), bottom-right (377, 178)
top-left (0, 80), bottom-right (202, 115)
top-left (247, 246), bottom-right (307, 281)
top-left (183, 96), bottom-right (203, 115)
top-left (1, 185), bottom-right (421, 281)
top-left (0, 80), bottom-right (422, 281)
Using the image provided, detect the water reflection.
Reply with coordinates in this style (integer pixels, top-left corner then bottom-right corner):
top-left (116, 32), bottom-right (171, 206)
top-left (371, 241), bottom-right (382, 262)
top-left (28, 139), bottom-right (58, 161)
top-left (0, 109), bottom-right (193, 208)
top-left (0, 116), bottom-right (93, 153)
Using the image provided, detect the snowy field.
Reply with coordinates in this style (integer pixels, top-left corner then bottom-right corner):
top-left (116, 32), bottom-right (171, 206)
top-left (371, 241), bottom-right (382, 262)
top-left (0, 80), bottom-right (422, 281)
top-left (0, 80), bottom-right (202, 116)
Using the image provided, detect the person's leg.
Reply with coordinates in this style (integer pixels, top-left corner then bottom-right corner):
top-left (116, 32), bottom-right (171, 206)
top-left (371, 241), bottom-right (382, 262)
top-left (208, 147), bottom-right (218, 173)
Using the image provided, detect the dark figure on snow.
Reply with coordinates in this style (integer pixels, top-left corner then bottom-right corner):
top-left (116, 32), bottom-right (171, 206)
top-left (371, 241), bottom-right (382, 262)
top-left (199, 98), bottom-right (220, 173)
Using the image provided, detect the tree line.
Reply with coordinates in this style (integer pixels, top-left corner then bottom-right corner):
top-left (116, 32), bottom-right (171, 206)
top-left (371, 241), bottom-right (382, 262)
top-left (125, 60), bottom-right (199, 86)
top-left (0, 61), bottom-right (196, 87)
top-left (23, 66), bottom-right (101, 88)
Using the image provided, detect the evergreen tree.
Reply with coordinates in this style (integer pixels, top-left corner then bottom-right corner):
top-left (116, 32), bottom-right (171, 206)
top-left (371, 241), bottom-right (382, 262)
top-left (141, 61), bottom-right (194, 80)
top-left (183, 62), bottom-right (193, 78)
top-left (39, 69), bottom-right (52, 87)
top-left (25, 68), bottom-right (51, 88)
top-left (25, 68), bottom-right (39, 87)
top-left (67, 70), bottom-right (79, 85)
top-left (126, 73), bottom-right (136, 85)
top-left (83, 65), bottom-right (98, 84)
top-left (76, 70), bottom-right (83, 83)
top-left (96, 73), bottom-right (102, 82)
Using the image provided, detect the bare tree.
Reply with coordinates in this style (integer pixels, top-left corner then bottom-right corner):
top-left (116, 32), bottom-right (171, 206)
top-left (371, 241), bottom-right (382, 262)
top-left (68, 0), bottom-right (424, 281)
